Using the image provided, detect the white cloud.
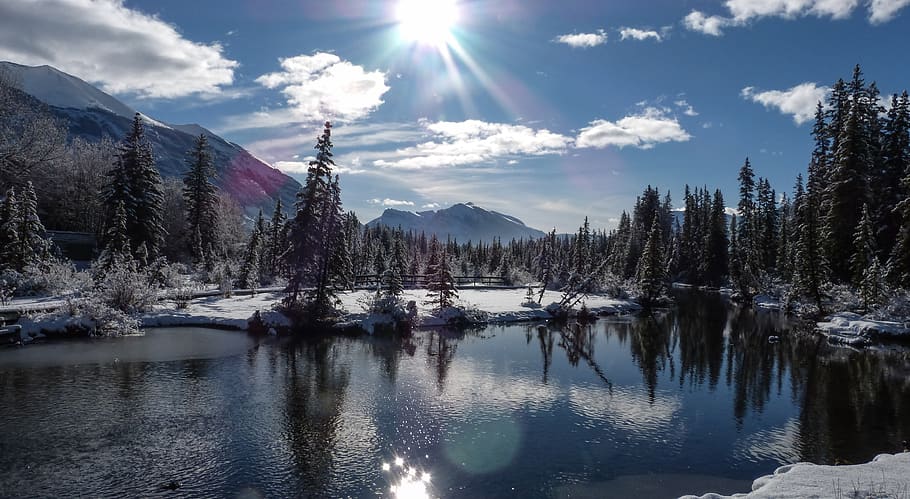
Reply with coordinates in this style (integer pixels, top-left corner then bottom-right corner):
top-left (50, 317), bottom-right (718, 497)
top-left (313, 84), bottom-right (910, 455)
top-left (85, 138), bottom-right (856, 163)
top-left (553, 30), bottom-right (607, 48)
top-left (422, 203), bottom-right (441, 209)
top-left (725, 0), bottom-right (859, 20)
top-left (869, 0), bottom-right (910, 22)
top-left (256, 52), bottom-right (390, 123)
top-left (674, 99), bottom-right (699, 116)
top-left (368, 198), bottom-right (415, 207)
top-left (685, 0), bottom-right (908, 34)
top-left (0, 0), bottom-right (237, 98)
top-left (575, 107), bottom-right (692, 150)
top-left (374, 120), bottom-right (572, 169)
top-left (741, 83), bottom-right (829, 125)
top-left (683, 10), bottom-right (738, 36)
top-left (619, 27), bottom-right (662, 41)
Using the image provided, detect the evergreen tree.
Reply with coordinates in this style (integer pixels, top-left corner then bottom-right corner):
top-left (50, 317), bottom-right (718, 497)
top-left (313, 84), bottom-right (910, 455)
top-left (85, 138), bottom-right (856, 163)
top-left (426, 237), bottom-right (458, 309)
top-left (702, 189), bottom-right (729, 287)
top-left (183, 134), bottom-right (218, 262)
top-left (98, 200), bottom-right (131, 268)
top-left (0, 188), bottom-right (19, 270)
top-left (0, 182), bottom-right (51, 271)
top-left (795, 159), bottom-right (829, 309)
top-left (636, 218), bottom-right (666, 307)
top-left (104, 113), bottom-right (164, 261)
top-left (850, 204), bottom-right (877, 288)
top-left (879, 92), bottom-right (910, 258)
top-left (825, 98), bottom-right (871, 282)
top-left (284, 121), bottom-right (340, 316)
top-left (238, 213), bottom-right (264, 289)
top-left (263, 198), bottom-right (288, 278)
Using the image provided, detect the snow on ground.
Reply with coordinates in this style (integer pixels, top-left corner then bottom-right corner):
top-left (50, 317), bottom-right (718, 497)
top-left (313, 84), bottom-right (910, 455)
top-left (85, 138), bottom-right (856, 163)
top-left (337, 288), bottom-right (640, 329)
top-left (680, 452), bottom-right (910, 499)
top-left (141, 291), bottom-right (290, 330)
top-left (816, 312), bottom-right (910, 347)
top-left (9, 288), bottom-right (638, 338)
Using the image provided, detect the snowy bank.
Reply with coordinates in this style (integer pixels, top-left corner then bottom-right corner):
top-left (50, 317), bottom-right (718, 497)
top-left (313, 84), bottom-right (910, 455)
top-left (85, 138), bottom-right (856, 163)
top-left (141, 292), bottom-right (290, 331)
top-left (816, 312), bottom-right (910, 347)
top-left (679, 452), bottom-right (910, 499)
top-left (12, 288), bottom-right (638, 339)
top-left (336, 288), bottom-right (640, 331)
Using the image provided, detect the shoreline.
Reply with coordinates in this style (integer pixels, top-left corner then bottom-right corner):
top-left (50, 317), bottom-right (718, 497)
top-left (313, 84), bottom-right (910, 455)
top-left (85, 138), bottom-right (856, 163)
top-left (7, 288), bottom-right (642, 342)
top-left (679, 452), bottom-right (910, 499)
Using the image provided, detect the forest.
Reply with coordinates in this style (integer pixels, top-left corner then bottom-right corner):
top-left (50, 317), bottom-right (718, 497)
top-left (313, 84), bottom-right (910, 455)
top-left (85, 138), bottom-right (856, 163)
top-left (2, 65), bottom-right (910, 329)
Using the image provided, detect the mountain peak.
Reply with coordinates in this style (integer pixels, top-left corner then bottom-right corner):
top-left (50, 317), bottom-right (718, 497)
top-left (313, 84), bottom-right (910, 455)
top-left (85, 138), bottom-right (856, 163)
top-left (1, 61), bottom-right (137, 119)
top-left (366, 203), bottom-right (544, 243)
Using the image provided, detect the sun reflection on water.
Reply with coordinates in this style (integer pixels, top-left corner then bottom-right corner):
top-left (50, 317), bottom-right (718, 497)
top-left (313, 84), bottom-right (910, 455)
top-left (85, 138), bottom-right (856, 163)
top-left (382, 456), bottom-right (434, 499)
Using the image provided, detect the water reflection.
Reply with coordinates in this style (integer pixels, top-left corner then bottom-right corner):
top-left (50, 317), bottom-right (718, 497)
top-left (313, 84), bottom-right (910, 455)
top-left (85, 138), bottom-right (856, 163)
top-left (2, 295), bottom-right (910, 498)
top-left (282, 337), bottom-right (350, 496)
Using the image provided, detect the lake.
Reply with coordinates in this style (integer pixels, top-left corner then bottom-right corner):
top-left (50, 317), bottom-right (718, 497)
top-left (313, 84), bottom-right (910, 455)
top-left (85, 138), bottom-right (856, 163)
top-left (1, 292), bottom-right (908, 498)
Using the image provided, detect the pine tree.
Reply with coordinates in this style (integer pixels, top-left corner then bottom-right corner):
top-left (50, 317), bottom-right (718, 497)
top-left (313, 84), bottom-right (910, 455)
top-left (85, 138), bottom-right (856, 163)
top-left (0, 182), bottom-right (51, 271)
top-left (850, 204), bottom-right (877, 288)
top-left (636, 218), bottom-right (666, 307)
top-left (879, 92), bottom-right (910, 259)
top-left (384, 230), bottom-right (407, 297)
top-left (264, 198), bottom-right (288, 278)
top-left (795, 159), bottom-right (829, 309)
top-left (825, 100), bottom-right (871, 283)
top-left (703, 189), bottom-right (728, 287)
top-left (0, 188), bottom-right (20, 270)
top-left (426, 237), bottom-right (458, 309)
top-left (284, 121), bottom-right (339, 315)
top-left (183, 134), bottom-right (218, 262)
top-left (104, 113), bottom-right (164, 262)
top-left (98, 200), bottom-right (131, 268)
top-left (238, 211), bottom-right (265, 289)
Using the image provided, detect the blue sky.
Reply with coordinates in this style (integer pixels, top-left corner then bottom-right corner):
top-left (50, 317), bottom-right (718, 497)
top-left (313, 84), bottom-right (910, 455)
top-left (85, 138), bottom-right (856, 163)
top-left (2, 0), bottom-right (910, 231)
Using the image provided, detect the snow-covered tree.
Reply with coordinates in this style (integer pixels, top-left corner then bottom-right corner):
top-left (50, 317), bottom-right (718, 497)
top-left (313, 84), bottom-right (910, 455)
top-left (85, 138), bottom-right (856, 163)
top-left (238, 211), bottom-right (265, 289)
top-left (103, 113), bottom-right (164, 262)
top-left (426, 237), bottom-right (458, 309)
top-left (284, 122), bottom-right (346, 318)
top-left (183, 134), bottom-right (218, 262)
top-left (636, 218), bottom-right (666, 307)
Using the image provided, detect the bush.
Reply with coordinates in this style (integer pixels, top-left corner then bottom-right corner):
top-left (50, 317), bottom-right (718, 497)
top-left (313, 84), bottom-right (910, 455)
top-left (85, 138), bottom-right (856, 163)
top-left (95, 259), bottom-right (158, 314)
top-left (0, 260), bottom-right (92, 297)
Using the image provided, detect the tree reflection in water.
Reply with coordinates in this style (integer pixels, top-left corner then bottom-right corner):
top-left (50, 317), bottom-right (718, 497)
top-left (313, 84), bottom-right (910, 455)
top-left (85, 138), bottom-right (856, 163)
top-left (282, 337), bottom-right (350, 496)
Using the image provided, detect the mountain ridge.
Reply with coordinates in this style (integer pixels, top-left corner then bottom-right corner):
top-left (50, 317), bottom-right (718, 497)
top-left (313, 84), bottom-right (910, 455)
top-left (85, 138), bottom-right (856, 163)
top-left (0, 61), bottom-right (300, 216)
top-left (367, 202), bottom-right (546, 243)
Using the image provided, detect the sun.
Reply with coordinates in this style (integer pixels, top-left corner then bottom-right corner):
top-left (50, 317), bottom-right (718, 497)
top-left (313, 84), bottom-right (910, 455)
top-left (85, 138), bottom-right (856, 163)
top-left (396, 0), bottom-right (459, 47)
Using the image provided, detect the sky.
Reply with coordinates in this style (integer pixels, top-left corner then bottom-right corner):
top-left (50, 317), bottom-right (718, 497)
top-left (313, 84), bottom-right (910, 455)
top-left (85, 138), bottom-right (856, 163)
top-left (1, 0), bottom-right (910, 232)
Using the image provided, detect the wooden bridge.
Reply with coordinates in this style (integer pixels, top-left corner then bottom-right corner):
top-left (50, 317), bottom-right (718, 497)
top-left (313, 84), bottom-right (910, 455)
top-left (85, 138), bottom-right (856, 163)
top-left (353, 274), bottom-right (508, 288)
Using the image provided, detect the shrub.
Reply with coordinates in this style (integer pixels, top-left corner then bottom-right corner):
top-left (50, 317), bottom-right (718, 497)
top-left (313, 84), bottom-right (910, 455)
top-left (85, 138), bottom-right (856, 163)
top-left (95, 259), bottom-right (158, 314)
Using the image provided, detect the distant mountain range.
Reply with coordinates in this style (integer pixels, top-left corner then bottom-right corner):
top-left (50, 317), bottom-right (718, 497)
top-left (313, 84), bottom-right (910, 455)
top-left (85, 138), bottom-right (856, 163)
top-left (367, 202), bottom-right (546, 243)
top-left (0, 61), bottom-right (300, 216)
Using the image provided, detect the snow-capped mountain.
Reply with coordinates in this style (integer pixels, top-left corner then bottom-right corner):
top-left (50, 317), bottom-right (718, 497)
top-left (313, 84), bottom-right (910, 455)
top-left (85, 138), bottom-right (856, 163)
top-left (367, 202), bottom-right (546, 243)
top-left (0, 61), bottom-right (300, 216)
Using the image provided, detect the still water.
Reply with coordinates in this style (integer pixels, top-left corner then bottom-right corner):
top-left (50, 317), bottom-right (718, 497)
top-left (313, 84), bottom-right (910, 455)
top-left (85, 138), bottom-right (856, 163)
top-left (1, 293), bottom-right (909, 498)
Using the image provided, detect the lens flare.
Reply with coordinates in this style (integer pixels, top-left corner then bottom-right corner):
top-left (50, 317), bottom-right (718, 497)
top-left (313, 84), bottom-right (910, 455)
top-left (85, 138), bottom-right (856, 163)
top-left (396, 0), bottom-right (458, 47)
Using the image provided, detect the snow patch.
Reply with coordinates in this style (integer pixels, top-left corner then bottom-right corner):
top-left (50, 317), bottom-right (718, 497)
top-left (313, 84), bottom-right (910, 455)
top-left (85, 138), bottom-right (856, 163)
top-left (680, 452), bottom-right (910, 499)
top-left (816, 311), bottom-right (910, 346)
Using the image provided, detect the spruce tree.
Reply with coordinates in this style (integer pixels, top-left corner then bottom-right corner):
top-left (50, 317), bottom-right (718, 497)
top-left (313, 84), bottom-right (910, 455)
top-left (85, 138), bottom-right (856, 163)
top-left (636, 217), bottom-right (666, 307)
top-left (264, 198), bottom-right (288, 278)
top-left (426, 241), bottom-right (458, 310)
top-left (825, 100), bottom-right (871, 283)
top-left (238, 215), bottom-right (264, 290)
top-left (104, 113), bottom-right (164, 262)
top-left (795, 159), bottom-right (829, 309)
top-left (850, 204), bottom-right (877, 288)
top-left (284, 121), bottom-right (338, 314)
top-left (183, 134), bottom-right (218, 262)
top-left (879, 92), bottom-right (910, 258)
top-left (98, 200), bottom-right (131, 268)
top-left (0, 188), bottom-right (20, 270)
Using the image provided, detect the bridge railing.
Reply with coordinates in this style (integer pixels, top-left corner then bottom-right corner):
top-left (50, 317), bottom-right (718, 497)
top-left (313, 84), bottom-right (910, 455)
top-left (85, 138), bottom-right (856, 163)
top-left (353, 274), bottom-right (508, 288)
